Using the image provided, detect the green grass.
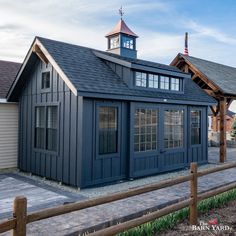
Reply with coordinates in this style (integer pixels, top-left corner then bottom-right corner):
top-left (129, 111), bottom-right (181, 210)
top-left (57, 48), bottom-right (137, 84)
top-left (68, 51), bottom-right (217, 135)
top-left (118, 188), bottom-right (236, 236)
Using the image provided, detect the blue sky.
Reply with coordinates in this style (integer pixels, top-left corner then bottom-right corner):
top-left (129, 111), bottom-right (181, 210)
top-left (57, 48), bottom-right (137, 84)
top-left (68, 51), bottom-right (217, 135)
top-left (1, 0), bottom-right (236, 109)
top-left (1, 0), bottom-right (236, 65)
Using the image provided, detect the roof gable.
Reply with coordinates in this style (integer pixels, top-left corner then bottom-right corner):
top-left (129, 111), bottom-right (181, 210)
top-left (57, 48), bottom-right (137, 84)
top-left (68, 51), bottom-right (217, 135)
top-left (0, 60), bottom-right (21, 98)
top-left (179, 54), bottom-right (236, 95)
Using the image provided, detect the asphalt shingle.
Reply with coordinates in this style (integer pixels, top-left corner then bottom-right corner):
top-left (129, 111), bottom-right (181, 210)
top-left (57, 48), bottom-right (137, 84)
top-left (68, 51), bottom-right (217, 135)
top-left (0, 60), bottom-right (21, 98)
top-left (181, 54), bottom-right (236, 95)
top-left (37, 37), bottom-right (215, 104)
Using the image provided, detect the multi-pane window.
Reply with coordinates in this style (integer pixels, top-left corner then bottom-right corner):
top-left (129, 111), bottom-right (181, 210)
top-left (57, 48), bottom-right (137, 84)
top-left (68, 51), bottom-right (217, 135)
top-left (35, 106), bottom-right (58, 152)
top-left (191, 110), bottom-right (201, 145)
top-left (35, 107), bottom-right (45, 149)
top-left (160, 76), bottom-right (170, 90)
top-left (171, 78), bottom-right (180, 91)
top-left (164, 110), bottom-right (184, 148)
top-left (46, 106), bottom-right (58, 151)
top-left (41, 72), bottom-right (50, 89)
top-left (134, 109), bottom-right (158, 152)
top-left (134, 71), bottom-right (182, 92)
top-left (135, 72), bottom-right (147, 87)
top-left (123, 36), bottom-right (134, 49)
top-left (148, 74), bottom-right (159, 88)
top-left (99, 106), bottom-right (118, 155)
top-left (110, 36), bottom-right (119, 49)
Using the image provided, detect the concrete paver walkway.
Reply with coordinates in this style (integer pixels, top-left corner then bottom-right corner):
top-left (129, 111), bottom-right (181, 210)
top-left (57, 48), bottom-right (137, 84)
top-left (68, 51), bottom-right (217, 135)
top-left (23, 168), bottom-right (236, 235)
top-left (0, 147), bottom-right (236, 235)
top-left (0, 173), bottom-right (86, 220)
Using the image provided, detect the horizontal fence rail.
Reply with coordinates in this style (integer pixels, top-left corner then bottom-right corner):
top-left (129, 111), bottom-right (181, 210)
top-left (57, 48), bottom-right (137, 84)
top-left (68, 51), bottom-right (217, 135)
top-left (0, 161), bottom-right (236, 236)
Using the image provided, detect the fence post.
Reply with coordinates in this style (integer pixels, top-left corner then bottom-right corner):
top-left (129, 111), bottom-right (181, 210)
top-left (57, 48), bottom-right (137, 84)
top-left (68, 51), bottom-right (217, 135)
top-left (12, 196), bottom-right (27, 236)
top-left (189, 162), bottom-right (198, 225)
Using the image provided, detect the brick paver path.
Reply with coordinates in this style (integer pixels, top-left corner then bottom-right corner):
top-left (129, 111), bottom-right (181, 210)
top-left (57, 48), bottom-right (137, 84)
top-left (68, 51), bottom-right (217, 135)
top-left (0, 168), bottom-right (235, 236)
top-left (1, 148), bottom-right (236, 236)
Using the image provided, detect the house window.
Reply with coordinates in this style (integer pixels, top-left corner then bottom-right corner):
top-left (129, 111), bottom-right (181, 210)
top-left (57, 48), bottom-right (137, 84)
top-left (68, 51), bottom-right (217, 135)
top-left (134, 109), bottom-right (158, 152)
top-left (41, 72), bottom-right (50, 89)
top-left (110, 36), bottom-right (119, 49)
top-left (160, 76), bottom-right (170, 90)
top-left (171, 78), bottom-right (180, 91)
top-left (35, 107), bottom-right (45, 149)
top-left (135, 72), bottom-right (147, 87)
top-left (122, 36), bottom-right (134, 49)
top-left (164, 110), bottom-right (184, 148)
top-left (35, 105), bottom-right (58, 152)
top-left (46, 106), bottom-right (58, 151)
top-left (191, 110), bottom-right (201, 145)
top-left (99, 106), bottom-right (118, 155)
top-left (148, 74), bottom-right (159, 88)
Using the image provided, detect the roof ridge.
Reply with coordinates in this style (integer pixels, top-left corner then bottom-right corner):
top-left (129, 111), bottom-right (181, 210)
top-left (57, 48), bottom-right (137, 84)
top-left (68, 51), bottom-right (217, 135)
top-left (36, 36), bottom-right (101, 52)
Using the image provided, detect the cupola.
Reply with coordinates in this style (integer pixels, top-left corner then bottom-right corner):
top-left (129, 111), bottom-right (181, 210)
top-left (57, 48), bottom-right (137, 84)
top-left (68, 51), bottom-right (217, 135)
top-left (105, 8), bottom-right (138, 59)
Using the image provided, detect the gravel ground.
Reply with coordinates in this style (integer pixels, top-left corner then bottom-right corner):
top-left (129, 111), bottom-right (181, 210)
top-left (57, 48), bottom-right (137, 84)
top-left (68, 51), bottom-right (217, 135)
top-left (8, 162), bottom-right (216, 199)
top-left (1, 147), bottom-right (234, 199)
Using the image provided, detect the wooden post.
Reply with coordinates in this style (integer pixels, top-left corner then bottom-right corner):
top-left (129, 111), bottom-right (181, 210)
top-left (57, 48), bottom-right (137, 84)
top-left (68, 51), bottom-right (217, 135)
top-left (189, 162), bottom-right (198, 225)
top-left (219, 97), bottom-right (226, 163)
top-left (212, 115), bottom-right (217, 132)
top-left (12, 196), bottom-right (27, 236)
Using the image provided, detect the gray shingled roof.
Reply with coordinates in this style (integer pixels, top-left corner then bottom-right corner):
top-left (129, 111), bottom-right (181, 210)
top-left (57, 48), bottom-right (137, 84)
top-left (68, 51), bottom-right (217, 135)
top-left (98, 50), bottom-right (182, 73)
top-left (181, 54), bottom-right (236, 95)
top-left (33, 37), bottom-right (215, 104)
top-left (0, 60), bottom-right (21, 98)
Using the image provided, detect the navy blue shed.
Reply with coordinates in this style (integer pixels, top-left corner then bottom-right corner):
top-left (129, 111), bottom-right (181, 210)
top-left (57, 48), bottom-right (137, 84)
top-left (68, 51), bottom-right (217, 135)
top-left (8, 20), bottom-right (215, 188)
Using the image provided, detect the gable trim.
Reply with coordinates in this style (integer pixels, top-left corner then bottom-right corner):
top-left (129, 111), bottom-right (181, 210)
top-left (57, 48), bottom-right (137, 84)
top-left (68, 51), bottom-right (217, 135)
top-left (7, 38), bottom-right (78, 100)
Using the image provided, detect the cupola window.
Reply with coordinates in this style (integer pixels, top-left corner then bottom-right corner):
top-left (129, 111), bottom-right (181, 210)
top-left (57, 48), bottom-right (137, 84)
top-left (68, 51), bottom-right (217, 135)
top-left (122, 36), bottom-right (134, 49)
top-left (110, 36), bottom-right (119, 49)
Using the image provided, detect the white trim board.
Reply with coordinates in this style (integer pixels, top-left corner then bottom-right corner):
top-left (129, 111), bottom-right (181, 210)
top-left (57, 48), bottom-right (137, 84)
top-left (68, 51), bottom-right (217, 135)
top-left (7, 37), bottom-right (78, 100)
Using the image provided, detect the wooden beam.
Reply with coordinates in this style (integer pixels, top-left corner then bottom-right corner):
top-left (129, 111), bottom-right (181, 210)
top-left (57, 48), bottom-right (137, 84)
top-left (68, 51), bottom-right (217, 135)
top-left (226, 98), bottom-right (233, 110)
top-left (32, 44), bottom-right (49, 64)
top-left (203, 89), bottom-right (217, 98)
top-left (184, 64), bottom-right (189, 73)
top-left (182, 60), bottom-right (222, 93)
top-left (191, 74), bottom-right (198, 81)
top-left (219, 97), bottom-right (227, 163)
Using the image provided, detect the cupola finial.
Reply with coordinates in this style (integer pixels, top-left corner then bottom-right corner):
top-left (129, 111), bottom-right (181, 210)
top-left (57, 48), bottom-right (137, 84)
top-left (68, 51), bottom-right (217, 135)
top-left (119, 6), bottom-right (124, 19)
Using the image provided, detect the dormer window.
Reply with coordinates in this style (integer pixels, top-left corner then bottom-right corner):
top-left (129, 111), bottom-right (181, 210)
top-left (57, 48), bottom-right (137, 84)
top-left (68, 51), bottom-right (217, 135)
top-left (41, 71), bottom-right (50, 90)
top-left (160, 76), bottom-right (170, 90)
top-left (110, 36), bottom-right (119, 49)
top-left (135, 72), bottom-right (147, 87)
top-left (148, 74), bottom-right (159, 88)
top-left (122, 36), bottom-right (134, 49)
top-left (135, 71), bottom-right (183, 92)
top-left (171, 78), bottom-right (180, 91)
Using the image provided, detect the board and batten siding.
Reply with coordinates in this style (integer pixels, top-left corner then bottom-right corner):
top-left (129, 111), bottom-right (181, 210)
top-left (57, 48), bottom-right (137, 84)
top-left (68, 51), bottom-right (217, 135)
top-left (0, 103), bottom-right (18, 169)
top-left (18, 59), bottom-right (83, 187)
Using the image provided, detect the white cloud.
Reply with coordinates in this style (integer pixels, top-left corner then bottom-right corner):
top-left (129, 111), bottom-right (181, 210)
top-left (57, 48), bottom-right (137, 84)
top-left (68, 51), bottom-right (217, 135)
top-left (0, 0), bottom-right (236, 69)
top-left (186, 20), bottom-right (236, 45)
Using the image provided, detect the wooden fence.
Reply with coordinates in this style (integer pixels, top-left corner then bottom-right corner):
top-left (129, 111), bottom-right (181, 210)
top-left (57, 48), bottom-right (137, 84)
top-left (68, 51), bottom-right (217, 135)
top-left (1, 162), bottom-right (236, 236)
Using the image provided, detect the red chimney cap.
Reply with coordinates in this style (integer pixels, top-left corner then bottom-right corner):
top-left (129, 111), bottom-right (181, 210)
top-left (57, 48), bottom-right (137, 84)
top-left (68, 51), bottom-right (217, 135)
top-left (105, 19), bottom-right (138, 38)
